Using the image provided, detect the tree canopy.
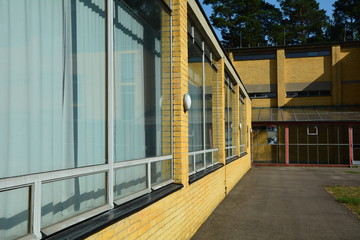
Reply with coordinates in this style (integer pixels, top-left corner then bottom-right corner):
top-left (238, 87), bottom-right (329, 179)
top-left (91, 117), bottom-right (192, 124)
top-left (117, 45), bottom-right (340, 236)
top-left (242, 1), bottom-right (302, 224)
top-left (278, 0), bottom-right (329, 44)
top-left (331, 0), bottom-right (360, 41)
top-left (203, 0), bottom-right (283, 47)
top-left (203, 0), bottom-right (360, 48)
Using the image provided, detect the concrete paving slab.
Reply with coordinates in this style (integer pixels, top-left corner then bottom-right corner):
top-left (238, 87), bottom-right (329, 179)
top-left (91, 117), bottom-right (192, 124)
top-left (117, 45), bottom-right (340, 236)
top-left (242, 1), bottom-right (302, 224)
top-left (192, 166), bottom-right (360, 240)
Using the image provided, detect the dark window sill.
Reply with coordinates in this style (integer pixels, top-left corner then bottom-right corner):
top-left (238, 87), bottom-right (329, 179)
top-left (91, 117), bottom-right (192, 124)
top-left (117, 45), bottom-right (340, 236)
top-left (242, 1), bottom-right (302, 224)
top-left (189, 163), bottom-right (224, 184)
top-left (240, 152), bottom-right (248, 158)
top-left (44, 183), bottom-right (183, 240)
top-left (226, 156), bottom-right (240, 165)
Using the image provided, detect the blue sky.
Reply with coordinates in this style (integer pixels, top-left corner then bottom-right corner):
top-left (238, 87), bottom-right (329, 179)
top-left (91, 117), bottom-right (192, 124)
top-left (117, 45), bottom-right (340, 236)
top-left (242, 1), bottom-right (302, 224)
top-left (200, 0), bottom-right (336, 39)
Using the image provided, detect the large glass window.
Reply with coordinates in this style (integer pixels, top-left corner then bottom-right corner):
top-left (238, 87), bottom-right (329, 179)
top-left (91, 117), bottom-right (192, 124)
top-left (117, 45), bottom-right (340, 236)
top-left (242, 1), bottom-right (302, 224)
top-left (188, 37), bottom-right (204, 154)
top-left (0, 187), bottom-right (30, 240)
top-left (114, 0), bottom-right (171, 161)
top-left (41, 173), bottom-right (106, 229)
top-left (240, 92), bottom-right (247, 154)
top-left (252, 125), bottom-right (285, 164)
top-left (205, 58), bottom-right (218, 166)
top-left (225, 76), bottom-right (236, 159)
top-left (0, 0), bottom-right (106, 179)
top-left (113, 0), bottom-right (172, 202)
top-left (288, 125), bottom-right (349, 165)
top-left (188, 22), bottom-right (218, 174)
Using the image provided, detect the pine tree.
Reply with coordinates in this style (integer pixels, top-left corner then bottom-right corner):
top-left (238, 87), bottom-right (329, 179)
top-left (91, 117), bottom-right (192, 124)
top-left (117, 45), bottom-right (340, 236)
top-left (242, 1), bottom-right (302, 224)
top-left (331, 0), bottom-right (360, 41)
top-left (278, 0), bottom-right (329, 44)
top-left (203, 0), bottom-right (283, 47)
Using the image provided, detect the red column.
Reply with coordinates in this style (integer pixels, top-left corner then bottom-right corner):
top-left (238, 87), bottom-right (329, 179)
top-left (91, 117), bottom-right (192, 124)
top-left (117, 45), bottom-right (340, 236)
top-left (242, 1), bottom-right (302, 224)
top-left (285, 125), bottom-right (289, 165)
top-left (349, 125), bottom-right (353, 166)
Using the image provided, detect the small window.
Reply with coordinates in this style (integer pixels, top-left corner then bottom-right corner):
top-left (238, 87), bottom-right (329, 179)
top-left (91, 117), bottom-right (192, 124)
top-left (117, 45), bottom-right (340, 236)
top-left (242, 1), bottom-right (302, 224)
top-left (307, 126), bottom-right (318, 136)
top-left (249, 92), bottom-right (277, 99)
top-left (286, 91), bottom-right (331, 98)
top-left (234, 53), bottom-right (276, 61)
top-left (286, 50), bottom-right (330, 58)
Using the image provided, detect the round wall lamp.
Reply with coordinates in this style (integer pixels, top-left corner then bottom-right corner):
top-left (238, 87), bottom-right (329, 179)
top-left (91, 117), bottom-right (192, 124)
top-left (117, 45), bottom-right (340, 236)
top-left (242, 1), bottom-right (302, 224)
top-left (183, 93), bottom-right (192, 112)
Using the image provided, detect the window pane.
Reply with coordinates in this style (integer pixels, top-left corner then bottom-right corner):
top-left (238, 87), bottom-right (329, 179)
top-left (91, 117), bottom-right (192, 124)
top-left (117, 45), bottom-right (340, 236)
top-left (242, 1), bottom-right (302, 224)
top-left (319, 146), bottom-right (329, 165)
top-left (252, 126), bottom-right (268, 145)
top-left (151, 160), bottom-right (171, 187)
top-left (195, 153), bottom-right (205, 171)
top-left (225, 83), bottom-right (234, 150)
top-left (0, 187), bottom-right (30, 240)
top-left (114, 165), bottom-right (147, 201)
top-left (0, 0), bottom-right (106, 178)
top-left (205, 59), bottom-right (216, 149)
top-left (206, 152), bottom-right (213, 166)
top-left (188, 37), bottom-right (204, 152)
top-left (240, 99), bottom-right (247, 153)
top-left (41, 173), bottom-right (106, 228)
top-left (189, 155), bottom-right (195, 173)
top-left (114, 0), bottom-right (171, 161)
top-left (299, 145), bottom-right (308, 164)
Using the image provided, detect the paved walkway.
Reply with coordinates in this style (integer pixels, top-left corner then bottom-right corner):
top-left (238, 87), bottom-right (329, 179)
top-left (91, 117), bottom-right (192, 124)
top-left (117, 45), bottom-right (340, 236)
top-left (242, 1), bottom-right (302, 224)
top-left (192, 166), bottom-right (360, 240)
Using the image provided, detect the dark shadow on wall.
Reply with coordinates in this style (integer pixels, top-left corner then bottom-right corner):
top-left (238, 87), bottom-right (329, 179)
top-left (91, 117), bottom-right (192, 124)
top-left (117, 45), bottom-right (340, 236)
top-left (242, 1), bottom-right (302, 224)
top-left (283, 46), bottom-right (360, 108)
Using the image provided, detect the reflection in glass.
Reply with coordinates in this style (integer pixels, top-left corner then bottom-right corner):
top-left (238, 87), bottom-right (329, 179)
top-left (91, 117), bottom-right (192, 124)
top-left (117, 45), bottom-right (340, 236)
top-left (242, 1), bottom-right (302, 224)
top-left (114, 0), bottom-right (171, 161)
top-left (206, 152), bottom-right (213, 166)
top-left (240, 97), bottom-right (247, 153)
top-left (0, 0), bottom-right (106, 178)
top-left (114, 165), bottom-right (147, 200)
top-left (189, 155), bottom-right (195, 173)
top-left (205, 58), bottom-right (217, 149)
top-left (42, 173), bottom-right (106, 228)
top-left (188, 38), bottom-right (204, 152)
top-left (151, 160), bottom-right (171, 187)
top-left (0, 187), bottom-right (30, 240)
top-left (225, 80), bottom-right (234, 158)
top-left (195, 154), bottom-right (205, 170)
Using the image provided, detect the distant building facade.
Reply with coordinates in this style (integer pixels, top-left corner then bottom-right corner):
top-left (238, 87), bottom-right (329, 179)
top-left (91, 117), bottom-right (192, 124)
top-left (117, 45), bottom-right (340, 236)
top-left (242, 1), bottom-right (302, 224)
top-left (229, 42), bottom-right (360, 166)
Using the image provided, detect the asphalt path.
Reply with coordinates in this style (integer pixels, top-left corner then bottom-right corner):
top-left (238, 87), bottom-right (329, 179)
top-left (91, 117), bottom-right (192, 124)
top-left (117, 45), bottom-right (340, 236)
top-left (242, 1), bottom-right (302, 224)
top-left (192, 166), bottom-right (360, 240)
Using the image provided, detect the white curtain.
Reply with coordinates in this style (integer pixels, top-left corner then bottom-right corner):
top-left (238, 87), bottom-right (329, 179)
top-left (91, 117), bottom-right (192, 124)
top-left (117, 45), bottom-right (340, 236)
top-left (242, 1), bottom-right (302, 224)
top-left (0, 0), bottom-right (106, 237)
top-left (41, 0), bottom-right (106, 229)
top-left (114, 2), bottom-right (146, 162)
top-left (113, 1), bottom-right (147, 200)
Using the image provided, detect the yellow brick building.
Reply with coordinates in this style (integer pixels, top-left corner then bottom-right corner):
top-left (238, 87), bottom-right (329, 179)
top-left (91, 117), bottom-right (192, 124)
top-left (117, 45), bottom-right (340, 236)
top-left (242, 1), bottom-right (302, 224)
top-left (229, 42), bottom-right (360, 166)
top-left (229, 42), bottom-right (360, 108)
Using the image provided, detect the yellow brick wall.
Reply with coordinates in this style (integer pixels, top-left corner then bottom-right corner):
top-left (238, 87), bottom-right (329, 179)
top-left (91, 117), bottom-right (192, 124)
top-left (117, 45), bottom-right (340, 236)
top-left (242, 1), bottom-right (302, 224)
top-left (251, 98), bottom-right (277, 108)
top-left (233, 59), bottom-right (277, 85)
top-left (86, 169), bottom-right (226, 240)
top-left (233, 58), bottom-right (277, 108)
top-left (283, 56), bottom-right (332, 107)
top-left (340, 47), bottom-right (360, 105)
top-left (226, 153), bottom-right (251, 194)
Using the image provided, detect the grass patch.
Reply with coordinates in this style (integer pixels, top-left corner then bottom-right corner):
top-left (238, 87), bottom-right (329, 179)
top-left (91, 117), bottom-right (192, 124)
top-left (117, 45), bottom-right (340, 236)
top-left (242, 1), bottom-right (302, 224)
top-left (343, 171), bottom-right (360, 174)
top-left (325, 185), bottom-right (360, 218)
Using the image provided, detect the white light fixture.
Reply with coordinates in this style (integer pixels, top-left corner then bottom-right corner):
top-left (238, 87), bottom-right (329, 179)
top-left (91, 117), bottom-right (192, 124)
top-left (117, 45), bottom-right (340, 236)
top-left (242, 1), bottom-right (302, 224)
top-left (183, 93), bottom-right (192, 112)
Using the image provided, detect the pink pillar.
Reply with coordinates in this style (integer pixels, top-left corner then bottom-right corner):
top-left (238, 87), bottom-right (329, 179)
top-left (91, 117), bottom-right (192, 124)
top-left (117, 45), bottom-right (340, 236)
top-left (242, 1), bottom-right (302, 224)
top-left (349, 125), bottom-right (353, 165)
top-left (285, 125), bottom-right (289, 165)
